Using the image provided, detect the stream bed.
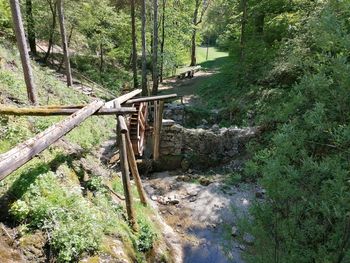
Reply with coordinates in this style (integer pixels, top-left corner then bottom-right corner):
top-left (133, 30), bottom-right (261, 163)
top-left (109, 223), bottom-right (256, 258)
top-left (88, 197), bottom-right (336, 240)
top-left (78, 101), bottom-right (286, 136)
top-left (144, 171), bottom-right (256, 263)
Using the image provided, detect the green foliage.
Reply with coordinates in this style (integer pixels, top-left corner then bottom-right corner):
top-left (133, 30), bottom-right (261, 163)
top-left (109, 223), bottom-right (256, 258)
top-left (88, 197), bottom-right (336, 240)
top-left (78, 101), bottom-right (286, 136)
top-left (238, 1), bottom-right (350, 262)
top-left (136, 220), bottom-right (157, 252)
top-left (10, 173), bottom-right (101, 261)
top-left (9, 172), bottom-right (125, 262)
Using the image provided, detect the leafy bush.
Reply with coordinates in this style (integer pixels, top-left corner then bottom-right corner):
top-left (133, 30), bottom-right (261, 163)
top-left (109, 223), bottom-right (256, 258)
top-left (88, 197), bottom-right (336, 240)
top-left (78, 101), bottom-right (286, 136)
top-left (136, 220), bottom-right (157, 252)
top-left (243, 2), bottom-right (350, 262)
top-left (10, 172), bottom-right (110, 262)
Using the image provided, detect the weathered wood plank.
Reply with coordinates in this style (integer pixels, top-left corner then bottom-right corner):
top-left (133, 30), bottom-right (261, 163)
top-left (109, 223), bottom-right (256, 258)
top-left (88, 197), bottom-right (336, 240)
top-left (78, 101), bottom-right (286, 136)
top-left (125, 94), bottom-right (177, 104)
top-left (118, 118), bottom-right (137, 230)
top-left (0, 106), bottom-right (136, 116)
top-left (0, 100), bottom-right (104, 180)
top-left (104, 89), bottom-right (142, 109)
top-left (153, 101), bottom-right (164, 161)
top-left (125, 131), bottom-right (148, 206)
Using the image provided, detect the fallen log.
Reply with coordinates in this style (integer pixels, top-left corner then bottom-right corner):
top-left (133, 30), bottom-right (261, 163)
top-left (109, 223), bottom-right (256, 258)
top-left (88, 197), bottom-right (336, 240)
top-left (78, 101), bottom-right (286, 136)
top-left (0, 100), bottom-right (104, 180)
top-left (0, 106), bottom-right (136, 116)
top-left (125, 94), bottom-right (177, 104)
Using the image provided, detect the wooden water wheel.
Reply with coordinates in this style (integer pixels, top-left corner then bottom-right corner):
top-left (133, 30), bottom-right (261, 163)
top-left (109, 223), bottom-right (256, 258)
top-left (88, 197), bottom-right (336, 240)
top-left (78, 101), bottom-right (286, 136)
top-left (128, 102), bottom-right (148, 156)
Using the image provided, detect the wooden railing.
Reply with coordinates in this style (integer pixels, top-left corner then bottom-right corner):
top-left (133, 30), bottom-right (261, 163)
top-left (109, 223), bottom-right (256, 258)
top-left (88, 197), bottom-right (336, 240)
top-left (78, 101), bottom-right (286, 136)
top-left (0, 90), bottom-right (177, 230)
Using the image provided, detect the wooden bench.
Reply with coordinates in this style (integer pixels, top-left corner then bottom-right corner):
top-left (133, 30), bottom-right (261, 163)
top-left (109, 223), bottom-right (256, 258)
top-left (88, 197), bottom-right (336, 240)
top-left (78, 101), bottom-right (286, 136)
top-left (177, 66), bottom-right (201, 79)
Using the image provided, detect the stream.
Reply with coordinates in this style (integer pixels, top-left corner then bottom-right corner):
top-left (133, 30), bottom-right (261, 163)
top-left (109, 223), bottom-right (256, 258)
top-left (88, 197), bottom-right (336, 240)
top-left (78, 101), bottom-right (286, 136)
top-left (144, 171), bottom-right (256, 263)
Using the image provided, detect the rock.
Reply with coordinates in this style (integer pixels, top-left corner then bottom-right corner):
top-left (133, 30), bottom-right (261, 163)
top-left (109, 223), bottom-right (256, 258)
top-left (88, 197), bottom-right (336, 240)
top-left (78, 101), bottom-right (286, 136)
top-left (189, 197), bottom-right (197, 202)
top-left (186, 189), bottom-right (199, 197)
top-left (199, 177), bottom-right (212, 186)
top-left (151, 195), bottom-right (158, 201)
top-left (167, 195), bottom-right (180, 205)
top-left (231, 226), bottom-right (239, 237)
top-left (236, 244), bottom-right (246, 251)
top-left (181, 159), bottom-right (190, 171)
top-left (255, 188), bottom-right (266, 199)
top-left (176, 175), bottom-right (191, 182)
top-left (211, 124), bottom-right (220, 132)
top-left (243, 233), bottom-right (255, 245)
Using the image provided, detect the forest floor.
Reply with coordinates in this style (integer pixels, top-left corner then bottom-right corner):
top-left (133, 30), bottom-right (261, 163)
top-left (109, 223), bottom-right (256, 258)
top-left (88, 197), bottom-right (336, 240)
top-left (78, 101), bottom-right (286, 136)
top-left (146, 48), bottom-right (257, 263)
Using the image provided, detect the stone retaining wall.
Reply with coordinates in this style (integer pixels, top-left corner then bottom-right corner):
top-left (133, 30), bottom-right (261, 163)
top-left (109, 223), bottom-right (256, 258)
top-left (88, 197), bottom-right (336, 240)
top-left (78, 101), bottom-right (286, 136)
top-left (156, 122), bottom-right (258, 170)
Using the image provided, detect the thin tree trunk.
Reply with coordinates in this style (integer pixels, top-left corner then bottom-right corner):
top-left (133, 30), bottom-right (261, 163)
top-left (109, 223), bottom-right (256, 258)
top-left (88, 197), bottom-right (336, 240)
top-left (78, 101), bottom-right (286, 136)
top-left (57, 0), bottom-right (73, 87)
top-left (99, 42), bottom-right (104, 83)
top-left (26, 0), bottom-right (36, 56)
top-left (152, 0), bottom-right (159, 95)
top-left (131, 0), bottom-right (138, 89)
top-left (44, 0), bottom-right (56, 63)
top-left (206, 36), bottom-right (209, 60)
top-left (240, 0), bottom-right (248, 62)
top-left (190, 0), bottom-right (200, 67)
top-left (58, 25), bottom-right (73, 71)
top-left (141, 0), bottom-right (148, 95)
top-left (10, 0), bottom-right (38, 105)
top-left (159, 0), bottom-right (166, 83)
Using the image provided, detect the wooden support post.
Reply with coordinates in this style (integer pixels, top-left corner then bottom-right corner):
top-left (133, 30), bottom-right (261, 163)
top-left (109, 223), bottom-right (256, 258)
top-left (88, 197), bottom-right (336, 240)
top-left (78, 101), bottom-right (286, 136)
top-left (153, 100), bottom-right (164, 161)
top-left (126, 132), bottom-right (148, 206)
top-left (118, 116), bottom-right (137, 231)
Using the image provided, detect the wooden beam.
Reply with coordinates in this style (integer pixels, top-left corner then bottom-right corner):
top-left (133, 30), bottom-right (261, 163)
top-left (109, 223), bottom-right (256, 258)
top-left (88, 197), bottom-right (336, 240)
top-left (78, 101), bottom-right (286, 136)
top-left (0, 106), bottom-right (137, 116)
top-left (118, 118), bottom-right (137, 231)
top-left (125, 93), bottom-right (177, 104)
top-left (104, 89), bottom-right (142, 109)
top-left (118, 115), bottom-right (128, 134)
top-left (153, 101), bottom-right (164, 161)
top-left (0, 100), bottom-right (104, 180)
top-left (125, 127), bottom-right (148, 206)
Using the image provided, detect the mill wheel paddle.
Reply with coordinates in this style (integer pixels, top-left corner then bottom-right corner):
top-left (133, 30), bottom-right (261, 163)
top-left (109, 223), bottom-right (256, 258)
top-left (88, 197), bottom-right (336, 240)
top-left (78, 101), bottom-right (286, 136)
top-left (128, 102), bottom-right (148, 156)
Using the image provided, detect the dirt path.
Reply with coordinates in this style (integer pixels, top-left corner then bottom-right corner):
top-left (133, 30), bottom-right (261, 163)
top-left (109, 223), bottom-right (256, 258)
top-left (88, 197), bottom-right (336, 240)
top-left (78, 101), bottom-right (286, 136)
top-left (159, 70), bottom-right (214, 106)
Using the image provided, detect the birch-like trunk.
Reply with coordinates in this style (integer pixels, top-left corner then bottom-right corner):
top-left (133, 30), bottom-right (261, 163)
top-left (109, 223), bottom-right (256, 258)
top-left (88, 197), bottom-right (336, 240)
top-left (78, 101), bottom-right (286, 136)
top-left (10, 0), bottom-right (38, 105)
top-left (57, 0), bottom-right (73, 86)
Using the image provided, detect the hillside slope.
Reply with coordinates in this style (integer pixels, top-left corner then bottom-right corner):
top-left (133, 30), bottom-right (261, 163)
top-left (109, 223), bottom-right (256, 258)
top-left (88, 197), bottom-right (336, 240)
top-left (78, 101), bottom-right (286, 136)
top-left (0, 43), bottom-right (175, 263)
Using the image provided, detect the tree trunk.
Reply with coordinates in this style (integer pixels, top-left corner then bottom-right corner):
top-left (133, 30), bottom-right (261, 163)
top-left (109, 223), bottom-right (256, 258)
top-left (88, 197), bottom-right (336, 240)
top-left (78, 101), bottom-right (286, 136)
top-left (159, 0), bottom-right (166, 83)
top-left (25, 0), bottom-right (36, 56)
top-left (44, 0), bottom-right (57, 63)
top-left (152, 0), bottom-right (159, 95)
top-left (57, 0), bottom-right (73, 87)
top-left (99, 42), bottom-right (104, 83)
top-left (131, 0), bottom-right (138, 89)
top-left (141, 0), bottom-right (148, 95)
top-left (58, 25), bottom-right (74, 71)
top-left (190, 0), bottom-right (200, 67)
top-left (9, 0), bottom-right (38, 105)
top-left (254, 12), bottom-right (265, 35)
top-left (240, 0), bottom-right (248, 62)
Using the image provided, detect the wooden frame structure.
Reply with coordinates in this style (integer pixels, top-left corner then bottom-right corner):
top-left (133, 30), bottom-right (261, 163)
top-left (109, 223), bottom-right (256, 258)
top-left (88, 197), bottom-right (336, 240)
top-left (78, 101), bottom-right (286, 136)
top-left (0, 89), bottom-right (177, 230)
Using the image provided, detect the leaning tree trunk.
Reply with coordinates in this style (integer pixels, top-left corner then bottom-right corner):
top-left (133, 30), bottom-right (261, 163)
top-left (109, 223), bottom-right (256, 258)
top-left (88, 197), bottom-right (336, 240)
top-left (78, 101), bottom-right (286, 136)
top-left (152, 0), bottom-right (159, 95)
top-left (131, 0), bottom-right (138, 89)
top-left (141, 0), bottom-right (148, 95)
top-left (26, 0), bottom-right (36, 56)
top-left (9, 0), bottom-right (38, 105)
top-left (57, 0), bottom-right (73, 87)
top-left (190, 0), bottom-right (200, 67)
top-left (160, 0), bottom-right (166, 83)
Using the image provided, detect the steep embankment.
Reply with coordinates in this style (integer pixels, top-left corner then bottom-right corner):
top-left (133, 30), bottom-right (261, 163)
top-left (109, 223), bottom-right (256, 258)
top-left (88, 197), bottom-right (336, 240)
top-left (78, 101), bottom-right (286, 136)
top-left (0, 44), bottom-right (175, 263)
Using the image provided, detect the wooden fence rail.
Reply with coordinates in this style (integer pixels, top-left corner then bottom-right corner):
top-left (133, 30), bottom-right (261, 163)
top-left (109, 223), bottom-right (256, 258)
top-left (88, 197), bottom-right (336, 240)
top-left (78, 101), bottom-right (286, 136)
top-left (0, 100), bottom-right (104, 180)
